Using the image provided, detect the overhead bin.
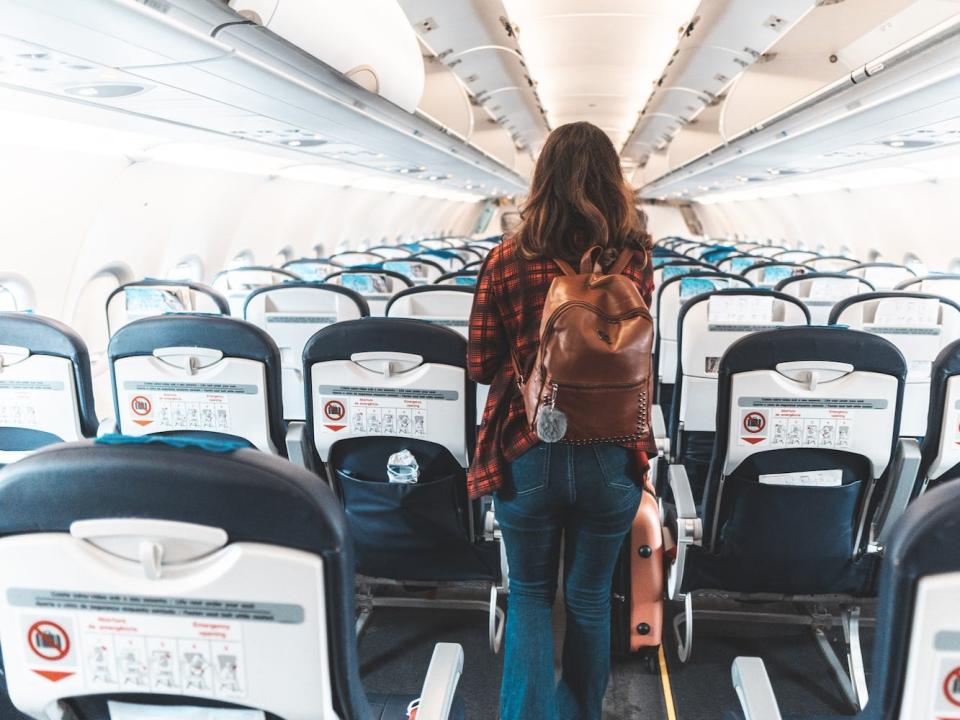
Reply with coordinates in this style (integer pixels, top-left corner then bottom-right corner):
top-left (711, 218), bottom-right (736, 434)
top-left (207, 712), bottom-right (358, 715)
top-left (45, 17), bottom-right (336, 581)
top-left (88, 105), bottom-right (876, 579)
top-left (640, 8), bottom-right (960, 198)
top-left (418, 56), bottom-right (475, 141)
top-left (0, 0), bottom-right (526, 196)
top-left (227, 0), bottom-right (425, 113)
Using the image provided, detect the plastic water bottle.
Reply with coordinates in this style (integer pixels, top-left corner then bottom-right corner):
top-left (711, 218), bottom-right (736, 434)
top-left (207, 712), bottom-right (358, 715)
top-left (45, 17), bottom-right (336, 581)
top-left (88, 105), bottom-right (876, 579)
top-left (387, 449), bottom-right (419, 484)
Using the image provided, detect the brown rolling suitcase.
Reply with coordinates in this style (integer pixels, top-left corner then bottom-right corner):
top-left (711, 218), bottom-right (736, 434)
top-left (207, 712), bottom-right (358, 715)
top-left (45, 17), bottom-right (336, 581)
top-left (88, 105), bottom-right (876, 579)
top-left (610, 473), bottom-right (664, 670)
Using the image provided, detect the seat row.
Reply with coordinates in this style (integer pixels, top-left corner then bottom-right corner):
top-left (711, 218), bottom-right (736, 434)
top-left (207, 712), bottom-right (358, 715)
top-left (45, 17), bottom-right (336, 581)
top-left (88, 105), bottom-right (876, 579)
top-left (1, 322), bottom-right (959, 718)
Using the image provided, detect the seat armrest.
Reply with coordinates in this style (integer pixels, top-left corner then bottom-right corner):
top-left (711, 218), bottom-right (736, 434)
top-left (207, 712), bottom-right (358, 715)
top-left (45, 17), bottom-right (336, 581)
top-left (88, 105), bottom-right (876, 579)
top-left (732, 657), bottom-right (783, 720)
top-left (285, 421), bottom-right (308, 468)
top-left (874, 437), bottom-right (922, 546)
top-left (97, 417), bottom-right (117, 437)
top-left (669, 464), bottom-right (698, 521)
top-left (652, 404), bottom-right (670, 455)
top-left (415, 643), bottom-right (465, 720)
top-left (667, 464), bottom-right (702, 600)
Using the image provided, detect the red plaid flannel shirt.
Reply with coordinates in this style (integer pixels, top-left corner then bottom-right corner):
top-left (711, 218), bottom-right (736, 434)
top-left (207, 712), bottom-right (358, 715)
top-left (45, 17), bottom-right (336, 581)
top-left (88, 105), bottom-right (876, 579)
top-left (466, 237), bottom-right (657, 499)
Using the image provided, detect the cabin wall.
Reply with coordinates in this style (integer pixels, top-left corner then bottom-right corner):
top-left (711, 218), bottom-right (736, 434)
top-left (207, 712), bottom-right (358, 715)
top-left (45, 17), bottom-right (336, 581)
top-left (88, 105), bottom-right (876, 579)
top-left (0, 143), bottom-right (485, 321)
top-left (692, 179), bottom-right (960, 270)
top-left (642, 204), bottom-right (691, 239)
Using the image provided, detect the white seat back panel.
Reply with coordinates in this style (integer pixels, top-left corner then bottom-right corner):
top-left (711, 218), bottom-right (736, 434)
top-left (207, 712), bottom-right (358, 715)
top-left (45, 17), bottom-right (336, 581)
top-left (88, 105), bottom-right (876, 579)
top-left (310, 359), bottom-right (467, 466)
top-left (246, 289), bottom-right (365, 421)
top-left (387, 293), bottom-right (472, 337)
top-left (0, 535), bottom-right (336, 720)
top-left (898, 570), bottom-right (960, 720)
top-left (0, 355), bottom-right (83, 464)
top-left (724, 369), bottom-right (898, 477)
top-left (114, 356), bottom-right (275, 453)
top-left (929, 376), bottom-right (960, 481)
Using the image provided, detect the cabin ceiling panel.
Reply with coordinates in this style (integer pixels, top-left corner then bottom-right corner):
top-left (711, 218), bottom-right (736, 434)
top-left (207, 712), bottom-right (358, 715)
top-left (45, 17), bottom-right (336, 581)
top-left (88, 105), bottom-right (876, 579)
top-left (500, 0), bottom-right (700, 151)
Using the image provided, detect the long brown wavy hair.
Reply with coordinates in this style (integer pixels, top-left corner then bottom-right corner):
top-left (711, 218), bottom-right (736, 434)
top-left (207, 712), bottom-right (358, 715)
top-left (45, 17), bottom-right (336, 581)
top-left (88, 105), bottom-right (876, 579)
top-left (513, 121), bottom-right (651, 267)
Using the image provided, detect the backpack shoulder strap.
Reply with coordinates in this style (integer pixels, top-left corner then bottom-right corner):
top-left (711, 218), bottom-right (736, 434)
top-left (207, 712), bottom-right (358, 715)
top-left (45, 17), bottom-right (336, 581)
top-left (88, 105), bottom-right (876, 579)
top-left (609, 247), bottom-right (639, 275)
top-left (554, 258), bottom-right (577, 276)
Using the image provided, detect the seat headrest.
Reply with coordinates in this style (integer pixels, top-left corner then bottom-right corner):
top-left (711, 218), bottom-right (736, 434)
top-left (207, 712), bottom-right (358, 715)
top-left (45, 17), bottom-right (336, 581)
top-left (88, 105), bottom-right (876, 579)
top-left (0, 312), bottom-right (98, 437)
top-left (720, 326), bottom-right (907, 379)
top-left (303, 317), bottom-right (467, 367)
top-left (108, 313), bottom-right (281, 364)
top-left (0, 440), bottom-right (346, 556)
top-left (0, 439), bottom-right (371, 720)
top-left (0, 312), bottom-right (89, 363)
top-left (870, 480), bottom-right (960, 719)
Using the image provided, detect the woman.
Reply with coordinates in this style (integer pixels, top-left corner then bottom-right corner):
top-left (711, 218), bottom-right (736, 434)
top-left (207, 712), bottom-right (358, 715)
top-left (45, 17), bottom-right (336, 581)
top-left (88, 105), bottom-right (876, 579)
top-left (467, 121), bottom-right (656, 720)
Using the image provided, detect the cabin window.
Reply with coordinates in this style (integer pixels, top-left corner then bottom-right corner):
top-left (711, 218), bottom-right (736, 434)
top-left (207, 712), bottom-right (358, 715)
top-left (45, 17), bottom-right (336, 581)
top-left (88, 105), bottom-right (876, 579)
top-left (227, 250), bottom-right (255, 270)
top-left (274, 246), bottom-right (294, 266)
top-left (167, 255), bottom-right (204, 283)
top-left (72, 267), bottom-right (131, 374)
top-left (0, 274), bottom-right (35, 312)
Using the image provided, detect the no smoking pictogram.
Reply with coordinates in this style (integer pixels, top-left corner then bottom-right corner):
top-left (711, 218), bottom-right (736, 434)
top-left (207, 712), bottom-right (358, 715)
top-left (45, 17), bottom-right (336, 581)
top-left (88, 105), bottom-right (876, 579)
top-left (27, 620), bottom-right (70, 661)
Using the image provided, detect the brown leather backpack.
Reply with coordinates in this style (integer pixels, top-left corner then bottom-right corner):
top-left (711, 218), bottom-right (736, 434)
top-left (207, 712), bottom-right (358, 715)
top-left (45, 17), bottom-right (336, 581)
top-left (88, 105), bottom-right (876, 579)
top-left (511, 245), bottom-right (653, 443)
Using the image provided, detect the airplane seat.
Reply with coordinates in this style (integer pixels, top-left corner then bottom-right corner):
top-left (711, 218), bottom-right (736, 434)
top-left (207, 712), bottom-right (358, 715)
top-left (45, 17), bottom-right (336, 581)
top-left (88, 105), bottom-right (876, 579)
top-left (653, 272), bottom-right (754, 446)
top-left (303, 318), bottom-right (504, 652)
top-left (0, 313), bottom-right (98, 465)
top-left (847, 262), bottom-right (916, 291)
top-left (742, 261), bottom-right (809, 288)
top-left (385, 286), bottom-right (488, 426)
top-left (803, 255), bottom-right (861, 274)
top-left (106, 280), bottom-right (230, 336)
top-left (650, 260), bottom-right (718, 352)
top-left (435, 270), bottom-right (479, 286)
top-left (328, 251), bottom-right (387, 268)
top-left (384, 286), bottom-right (474, 336)
top-left (282, 258), bottom-right (338, 281)
top-left (732, 478), bottom-right (960, 720)
top-left (917, 338), bottom-right (960, 494)
top-left (382, 259), bottom-right (446, 285)
top-left (668, 327), bottom-right (914, 711)
top-left (668, 288), bottom-right (809, 500)
top-left (896, 273), bottom-right (960, 305)
top-left (0, 439), bottom-right (465, 720)
top-left (322, 270), bottom-right (414, 317)
top-left (716, 254), bottom-right (761, 275)
top-left (410, 251), bottom-right (466, 274)
top-left (107, 314), bottom-right (287, 456)
top-left (244, 282), bottom-right (370, 422)
top-left (776, 273), bottom-right (875, 325)
top-left (211, 266), bottom-right (300, 317)
top-left (368, 245), bottom-right (414, 260)
top-left (829, 291), bottom-right (960, 437)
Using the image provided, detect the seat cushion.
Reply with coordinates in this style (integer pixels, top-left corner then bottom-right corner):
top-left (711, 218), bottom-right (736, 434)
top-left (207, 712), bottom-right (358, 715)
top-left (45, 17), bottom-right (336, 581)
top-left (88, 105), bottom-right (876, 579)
top-left (368, 693), bottom-right (466, 720)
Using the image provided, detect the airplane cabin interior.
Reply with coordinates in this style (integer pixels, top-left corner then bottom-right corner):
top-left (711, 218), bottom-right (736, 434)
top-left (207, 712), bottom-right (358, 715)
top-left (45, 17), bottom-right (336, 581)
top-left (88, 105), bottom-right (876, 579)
top-left (1, 0), bottom-right (960, 718)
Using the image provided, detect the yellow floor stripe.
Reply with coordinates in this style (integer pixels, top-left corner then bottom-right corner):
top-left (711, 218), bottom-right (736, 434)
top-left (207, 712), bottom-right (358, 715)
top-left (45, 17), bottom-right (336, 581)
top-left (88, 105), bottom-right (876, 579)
top-left (659, 645), bottom-right (679, 720)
